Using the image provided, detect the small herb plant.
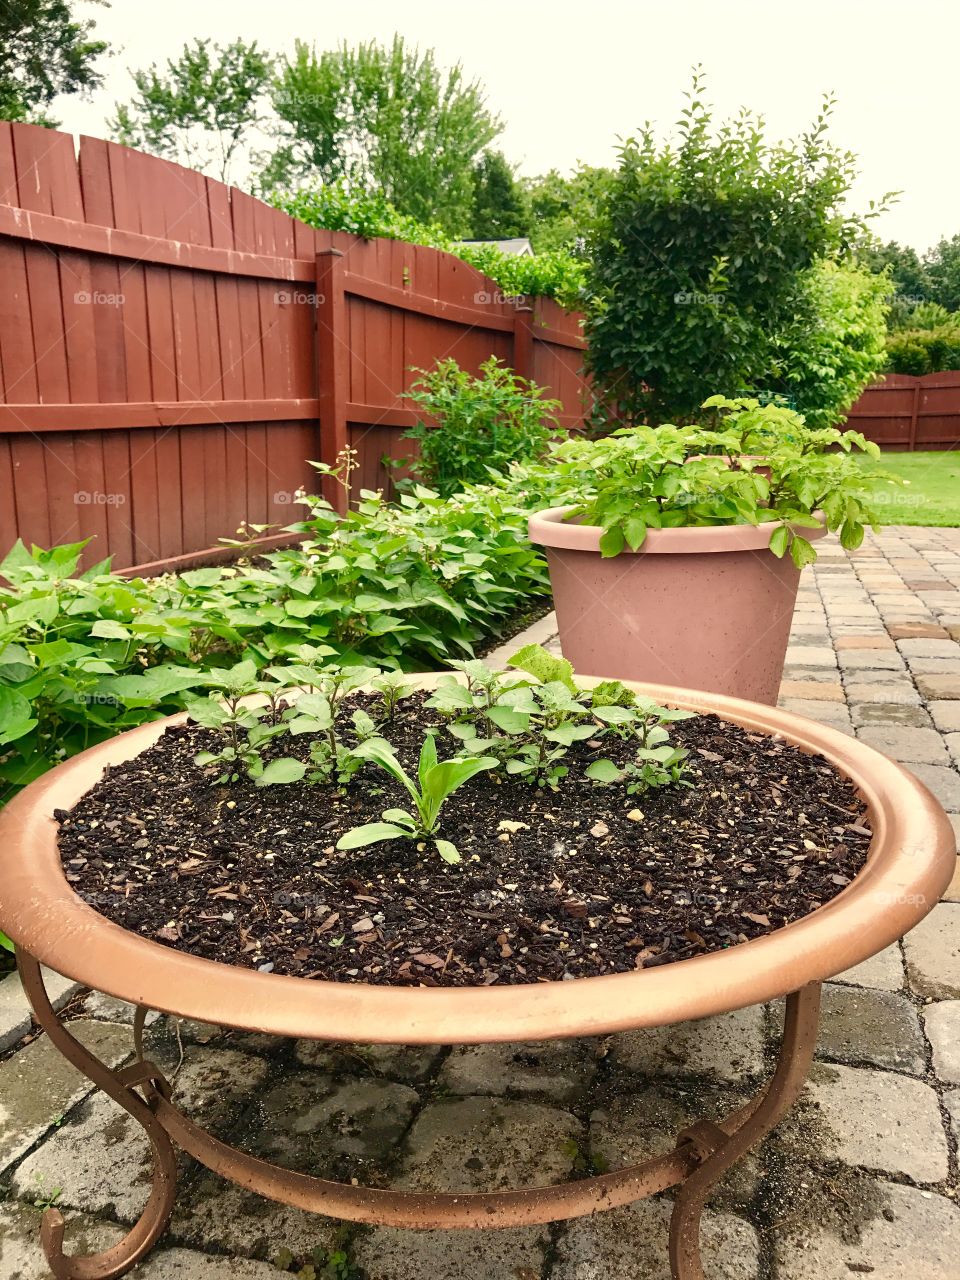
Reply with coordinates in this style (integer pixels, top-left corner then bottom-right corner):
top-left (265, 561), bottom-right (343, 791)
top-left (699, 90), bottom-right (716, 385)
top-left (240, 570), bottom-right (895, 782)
top-left (548, 396), bottom-right (898, 568)
top-left (403, 356), bottom-right (561, 496)
top-left (336, 733), bottom-right (497, 863)
top-left (181, 645), bottom-right (693, 860)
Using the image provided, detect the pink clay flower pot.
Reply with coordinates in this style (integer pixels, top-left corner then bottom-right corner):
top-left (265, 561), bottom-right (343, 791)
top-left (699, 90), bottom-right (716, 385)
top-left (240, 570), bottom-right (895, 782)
top-left (529, 506), bottom-right (826, 705)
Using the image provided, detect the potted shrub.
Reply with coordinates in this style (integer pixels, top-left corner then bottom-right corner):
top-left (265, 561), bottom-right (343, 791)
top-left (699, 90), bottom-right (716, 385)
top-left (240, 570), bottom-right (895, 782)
top-left (528, 396), bottom-right (894, 703)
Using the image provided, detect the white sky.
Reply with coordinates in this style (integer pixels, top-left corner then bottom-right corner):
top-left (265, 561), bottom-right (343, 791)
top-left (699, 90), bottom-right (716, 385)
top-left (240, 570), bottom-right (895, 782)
top-left (54, 0), bottom-right (956, 253)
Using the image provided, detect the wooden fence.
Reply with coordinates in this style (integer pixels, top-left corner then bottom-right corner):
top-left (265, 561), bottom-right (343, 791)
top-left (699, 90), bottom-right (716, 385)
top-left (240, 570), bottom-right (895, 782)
top-left (846, 373), bottom-right (960, 451)
top-left (0, 122), bottom-right (588, 574)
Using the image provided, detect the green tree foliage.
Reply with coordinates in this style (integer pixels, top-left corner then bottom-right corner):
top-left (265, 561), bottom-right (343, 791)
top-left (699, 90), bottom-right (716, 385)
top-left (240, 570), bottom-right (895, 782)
top-left (265, 35), bottom-right (501, 235)
top-left (469, 150), bottom-right (528, 239)
top-left (776, 261), bottom-right (890, 428)
top-left (110, 38), bottom-right (274, 183)
top-left (273, 184), bottom-right (586, 306)
top-left (525, 165), bottom-right (614, 252)
top-left (584, 74), bottom-right (884, 425)
top-left (858, 238), bottom-right (932, 322)
top-left (0, 0), bottom-right (108, 127)
top-left (926, 234), bottom-right (960, 314)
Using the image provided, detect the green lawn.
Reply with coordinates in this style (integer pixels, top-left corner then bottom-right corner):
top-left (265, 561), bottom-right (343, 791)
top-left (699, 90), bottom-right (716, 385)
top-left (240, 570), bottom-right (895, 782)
top-left (861, 449), bottom-right (960, 527)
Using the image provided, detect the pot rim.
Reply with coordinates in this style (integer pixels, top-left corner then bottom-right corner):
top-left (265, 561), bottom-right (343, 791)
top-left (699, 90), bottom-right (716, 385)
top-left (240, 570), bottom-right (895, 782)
top-left (528, 506), bottom-right (827, 555)
top-left (0, 674), bottom-right (952, 1044)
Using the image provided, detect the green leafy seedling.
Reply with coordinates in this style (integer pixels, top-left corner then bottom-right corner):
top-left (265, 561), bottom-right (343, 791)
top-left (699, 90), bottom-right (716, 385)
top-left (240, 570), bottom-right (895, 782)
top-left (336, 733), bottom-right (496, 863)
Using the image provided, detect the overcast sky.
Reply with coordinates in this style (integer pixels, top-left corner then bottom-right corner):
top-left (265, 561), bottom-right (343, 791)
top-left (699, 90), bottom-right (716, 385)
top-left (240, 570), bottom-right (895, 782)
top-left (54, 0), bottom-right (955, 252)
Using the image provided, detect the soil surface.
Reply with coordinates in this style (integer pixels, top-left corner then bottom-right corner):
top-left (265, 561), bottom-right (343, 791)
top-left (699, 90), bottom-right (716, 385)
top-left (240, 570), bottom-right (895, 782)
top-left (57, 693), bottom-right (872, 987)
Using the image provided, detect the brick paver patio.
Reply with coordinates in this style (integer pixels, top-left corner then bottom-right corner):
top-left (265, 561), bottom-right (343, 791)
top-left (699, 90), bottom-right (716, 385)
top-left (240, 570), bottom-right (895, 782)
top-left (2, 526), bottom-right (960, 1278)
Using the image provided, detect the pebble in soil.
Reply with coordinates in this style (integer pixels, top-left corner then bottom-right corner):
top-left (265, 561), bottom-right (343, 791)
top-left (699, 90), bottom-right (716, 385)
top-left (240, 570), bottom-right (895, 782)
top-left (57, 692), bottom-right (872, 987)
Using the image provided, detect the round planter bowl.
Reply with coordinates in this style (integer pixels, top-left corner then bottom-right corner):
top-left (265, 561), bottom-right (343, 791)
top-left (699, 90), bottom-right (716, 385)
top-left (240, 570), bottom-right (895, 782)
top-left (0, 674), bottom-right (952, 1044)
top-left (529, 507), bottom-right (827, 705)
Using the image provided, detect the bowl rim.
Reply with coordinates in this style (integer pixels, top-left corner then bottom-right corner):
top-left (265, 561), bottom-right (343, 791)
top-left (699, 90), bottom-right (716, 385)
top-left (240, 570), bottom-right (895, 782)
top-left (528, 506), bottom-right (828, 555)
top-left (0, 673), bottom-right (952, 1044)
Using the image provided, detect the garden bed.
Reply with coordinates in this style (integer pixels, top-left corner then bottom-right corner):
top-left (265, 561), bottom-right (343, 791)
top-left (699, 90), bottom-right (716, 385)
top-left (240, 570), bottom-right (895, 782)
top-left (57, 691), bottom-right (872, 988)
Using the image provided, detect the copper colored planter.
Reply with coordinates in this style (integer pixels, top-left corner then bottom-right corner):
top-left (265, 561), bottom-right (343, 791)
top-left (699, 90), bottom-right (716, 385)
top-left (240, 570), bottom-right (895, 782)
top-left (0, 675), bottom-right (954, 1280)
top-left (529, 507), bottom-right (827, 704)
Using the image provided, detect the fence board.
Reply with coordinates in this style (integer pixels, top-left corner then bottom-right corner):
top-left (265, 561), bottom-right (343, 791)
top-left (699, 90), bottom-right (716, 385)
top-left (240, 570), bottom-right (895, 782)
top-left (847, 374), bottom-right (960, 451)
top-left (0, 122), bottom-right (588, 571)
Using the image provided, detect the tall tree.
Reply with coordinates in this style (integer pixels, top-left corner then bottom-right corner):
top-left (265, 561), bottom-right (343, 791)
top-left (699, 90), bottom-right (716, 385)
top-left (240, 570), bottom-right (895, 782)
top-left (0, 0), bottom-right (108, 127)
top-left (266, 35), bottom-right (501, 235)
top-left (469, 150), bottom-right (528, 239)
top-left (110, 39), bottom-right (273, 183)
top-left (584, 75), bottom-right (889, 424)
top-left (525, 165), bottom-right (614, 252)
top-left (926, 234), bottom-right (960, 313)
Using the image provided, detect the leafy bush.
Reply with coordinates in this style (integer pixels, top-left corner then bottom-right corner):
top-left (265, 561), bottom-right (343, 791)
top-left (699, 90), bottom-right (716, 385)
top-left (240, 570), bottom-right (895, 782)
top-left (584, 75), bottom-right (884, 425)
top-left (885, 316), bottom-right (960, 375)
top-left (270, 183), bottom-right (586, 307)
top-left (544, 396), bottom-right (895, 567)
top-left (777, 261), bottom-right (889, 428)
top-left (0, 480), bottom-right (551, 796)
top-left (403, 357), bottom-right (561, 495)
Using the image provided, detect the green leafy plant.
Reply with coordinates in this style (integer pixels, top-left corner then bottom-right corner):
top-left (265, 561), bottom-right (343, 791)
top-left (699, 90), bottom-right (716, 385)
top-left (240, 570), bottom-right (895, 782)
top-left (545, 396), bottom-right (897, 567)
top-left (336, 733), bottom-right (496, 862)
top-left (585, 694), bottom-right (693, 792)
top-left (186, 661), bottom-right (306, 787)
top-left (584, 72), bottom-right (892, 425)
top-left (403, 357), bottom-right (561, 496)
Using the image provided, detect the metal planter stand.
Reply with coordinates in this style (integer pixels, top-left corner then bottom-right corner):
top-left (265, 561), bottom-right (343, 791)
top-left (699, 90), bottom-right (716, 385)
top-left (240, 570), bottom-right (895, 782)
top-left (1, 676), bottom-right (953, 1280)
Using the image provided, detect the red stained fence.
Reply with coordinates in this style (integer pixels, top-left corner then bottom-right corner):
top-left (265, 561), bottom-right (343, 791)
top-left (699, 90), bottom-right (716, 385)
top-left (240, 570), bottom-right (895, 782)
top-left (0, 123), bottom-right (588, 574)
top-left (846, 373), bottom-right (960, 451)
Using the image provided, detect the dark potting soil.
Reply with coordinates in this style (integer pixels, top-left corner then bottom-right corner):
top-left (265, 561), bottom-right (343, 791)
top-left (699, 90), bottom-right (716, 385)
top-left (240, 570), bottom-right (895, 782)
top-left (57, 693), bottom-right (872, 987)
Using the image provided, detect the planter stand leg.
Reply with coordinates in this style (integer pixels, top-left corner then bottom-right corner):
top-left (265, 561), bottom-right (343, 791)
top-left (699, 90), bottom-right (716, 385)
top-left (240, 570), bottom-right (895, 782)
top-left (16, 952), bottom-right (178, 1280)
top-left (668, 983), bottom-right (822, 1280)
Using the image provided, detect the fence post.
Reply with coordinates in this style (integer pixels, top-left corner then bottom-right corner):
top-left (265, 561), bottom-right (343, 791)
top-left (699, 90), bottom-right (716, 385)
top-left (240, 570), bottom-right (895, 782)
top-left (315, 249), bottom-right (349, 512)
top-left (513, 302), bottom-right (535, 383)
top-left (909, 379), bottom-right (921, 452)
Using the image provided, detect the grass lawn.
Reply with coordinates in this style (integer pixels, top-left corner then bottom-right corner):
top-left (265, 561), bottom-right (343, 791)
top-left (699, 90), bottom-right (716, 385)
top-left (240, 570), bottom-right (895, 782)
top-left (861, 449), bottom-right (960, 526)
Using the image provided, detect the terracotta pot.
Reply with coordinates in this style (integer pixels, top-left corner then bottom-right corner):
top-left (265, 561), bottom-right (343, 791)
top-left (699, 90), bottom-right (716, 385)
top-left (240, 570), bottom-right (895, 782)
top-left (529, 507), bottom-right (826, 705)
top-left (0, 673), bottom-right (952, 1042)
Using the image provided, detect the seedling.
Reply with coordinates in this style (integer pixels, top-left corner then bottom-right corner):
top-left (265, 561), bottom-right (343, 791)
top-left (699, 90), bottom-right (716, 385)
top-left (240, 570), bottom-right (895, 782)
top-left (336, 733), bottom-right (496, 863)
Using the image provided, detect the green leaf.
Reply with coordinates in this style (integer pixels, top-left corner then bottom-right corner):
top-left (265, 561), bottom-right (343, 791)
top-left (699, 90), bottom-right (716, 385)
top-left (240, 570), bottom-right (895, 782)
top-left (598, 526), bottom-right (626, 558)
top-left (485, 705), bottom-right (530, 734)
top-left (623, 516), bottom-right (647, 552)
top-left (591, 705), bottom-right (636, 725)
top-left (336, 822), bottom-right (411, 850)
top-left (790, 535), bottom-right (819, 570)
top-left (90, 619), bottom-right (133, 641)
top-left (0, 930), bottom-right (14, 953)
top-left (545, 721), bottom-right (595, 745)
top-left (381, 808), bottom-right (417, 827)
top-left (255, 757), bottom-right (307, 786)
top-left (768, 525), bottom-right (789, 558)
top-left (585, 759), bottom-right (624, 783)
top-left (506, 643), bottom-right (577, 693)
top-left (418, 731), bottom-right (439, 791)
top-left (435, 839), bottom-right (461, 864)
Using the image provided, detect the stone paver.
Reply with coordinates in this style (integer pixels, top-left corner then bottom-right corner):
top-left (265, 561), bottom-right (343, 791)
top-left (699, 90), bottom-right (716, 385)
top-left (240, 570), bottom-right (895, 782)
top-left (833, 942), bottom-right (905, 991)
top-left (922, 1000), bottom-right (960, 1083)
top-left (775, 1180), bottom-right (960, 1279)
top-left (805, 1063), bottom-right (949, 1181)
top-left (816, 984), bottom-right (925, 1073)
top-left (354, 1225), bottom-right (551, 1280)
top-left (930, 699), bottom-right (960, 731)
top-left (609, 1007), bottom-right (765, 1084)
top-left (438, 1038), bottom-right (598, 1102)
top-left (553, 1201), bottom-right (759, 1279)
top-left (394, 1096), bottom-right (581, 1192)
top-left (903, 902), bottom-right (960, 997)
top-left (0, 1020), bottom-right (131, 1172)
top-left (854, 725), bottom-right (950, 763)
top-left (294, 1039), bottom-right (444, 1082)
top-left (0, 967), bottom-right (83, 1053)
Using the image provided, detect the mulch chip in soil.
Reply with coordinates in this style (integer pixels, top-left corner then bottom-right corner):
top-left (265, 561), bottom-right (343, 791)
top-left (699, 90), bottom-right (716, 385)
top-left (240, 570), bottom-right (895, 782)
top-left (57, 692), bottom-right (873, 988)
